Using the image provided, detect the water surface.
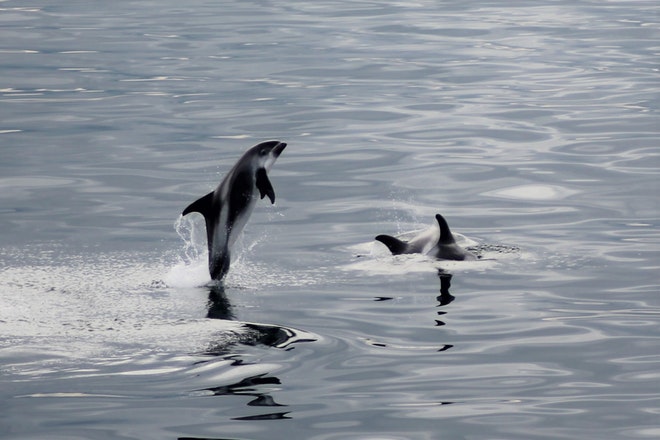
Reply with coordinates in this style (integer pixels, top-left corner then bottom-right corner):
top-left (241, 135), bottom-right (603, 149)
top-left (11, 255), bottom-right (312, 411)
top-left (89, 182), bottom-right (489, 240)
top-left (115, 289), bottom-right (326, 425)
top-left (1, 1), bottom-right (659, 439)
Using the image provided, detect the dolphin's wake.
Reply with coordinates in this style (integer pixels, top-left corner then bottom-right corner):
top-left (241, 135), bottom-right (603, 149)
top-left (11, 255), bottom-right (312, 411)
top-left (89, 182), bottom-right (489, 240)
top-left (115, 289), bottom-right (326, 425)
top-left (342, 226), bottom-right (523, 276)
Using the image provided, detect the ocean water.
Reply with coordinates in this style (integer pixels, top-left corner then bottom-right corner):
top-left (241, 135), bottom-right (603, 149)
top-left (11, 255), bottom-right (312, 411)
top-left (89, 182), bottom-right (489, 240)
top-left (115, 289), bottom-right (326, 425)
top-left (1, 1), bottom-right (659, 439)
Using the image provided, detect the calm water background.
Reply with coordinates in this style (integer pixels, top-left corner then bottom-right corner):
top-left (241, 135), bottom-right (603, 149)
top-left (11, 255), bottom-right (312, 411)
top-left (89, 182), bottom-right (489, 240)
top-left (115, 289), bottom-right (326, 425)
top-left (1, 1), bottom-right (659, 439)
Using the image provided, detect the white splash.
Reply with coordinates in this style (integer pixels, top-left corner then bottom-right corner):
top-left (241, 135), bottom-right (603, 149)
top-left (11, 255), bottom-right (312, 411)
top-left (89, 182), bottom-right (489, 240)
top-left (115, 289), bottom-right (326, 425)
top-left (167, 215), bottom-right (322, 289)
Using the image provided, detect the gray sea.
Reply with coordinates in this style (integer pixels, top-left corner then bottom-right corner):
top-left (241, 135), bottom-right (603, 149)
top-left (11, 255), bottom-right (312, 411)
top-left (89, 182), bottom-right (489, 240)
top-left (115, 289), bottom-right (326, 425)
top-left (1, 1), bottom-right (659, 439)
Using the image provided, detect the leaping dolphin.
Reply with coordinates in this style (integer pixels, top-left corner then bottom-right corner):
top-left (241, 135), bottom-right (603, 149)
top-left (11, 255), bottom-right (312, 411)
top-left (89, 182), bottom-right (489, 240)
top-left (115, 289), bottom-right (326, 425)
top-left (182, 140), bottom-right (286, 280)
top-left (375, 214), bottom-right (477, 261)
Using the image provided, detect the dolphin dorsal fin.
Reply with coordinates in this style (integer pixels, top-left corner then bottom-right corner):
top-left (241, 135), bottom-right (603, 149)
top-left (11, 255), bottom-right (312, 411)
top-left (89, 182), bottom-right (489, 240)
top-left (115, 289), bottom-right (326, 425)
top-left (435, 214), bottom-right (456, 244)
top-left (182, 191), bottom-right (215, 219)
top-left (375, 234), bottom-right (409, 255)
top-left (182, 191), bottom-right (217, 257)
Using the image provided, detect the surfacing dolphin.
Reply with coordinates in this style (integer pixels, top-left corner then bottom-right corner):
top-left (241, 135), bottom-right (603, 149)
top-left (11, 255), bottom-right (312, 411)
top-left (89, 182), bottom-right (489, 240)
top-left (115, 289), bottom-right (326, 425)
top-left (182, 140), bottom-right (286, 280)
top-left (375, 214), bottom-right (477, 261)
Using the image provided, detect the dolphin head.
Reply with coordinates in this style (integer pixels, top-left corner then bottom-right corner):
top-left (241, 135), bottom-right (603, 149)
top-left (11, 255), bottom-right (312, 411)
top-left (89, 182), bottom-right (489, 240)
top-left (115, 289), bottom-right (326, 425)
top-left (251, 140), bottom-right (286, 171)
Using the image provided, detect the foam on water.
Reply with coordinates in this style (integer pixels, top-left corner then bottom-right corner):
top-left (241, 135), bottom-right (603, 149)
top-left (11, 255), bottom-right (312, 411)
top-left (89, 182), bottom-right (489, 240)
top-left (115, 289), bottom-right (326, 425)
top-left (167, 214), bottom-right (325, 289)
top-left (164, 253), bottom-right (211, 288)
top-left (0, 236), bottom-right (320, 375)
top-left (0, 250), bottom-right (239, 357)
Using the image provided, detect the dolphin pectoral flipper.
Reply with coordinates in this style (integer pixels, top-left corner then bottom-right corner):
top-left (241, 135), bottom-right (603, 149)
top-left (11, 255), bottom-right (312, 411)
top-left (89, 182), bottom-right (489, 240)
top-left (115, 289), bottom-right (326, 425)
top-left (256, 168), bottom-right (275, 204)
top-left (182, 191), bottom-right (215, 218)
top-left (375, 234), bottom-right (409, 255)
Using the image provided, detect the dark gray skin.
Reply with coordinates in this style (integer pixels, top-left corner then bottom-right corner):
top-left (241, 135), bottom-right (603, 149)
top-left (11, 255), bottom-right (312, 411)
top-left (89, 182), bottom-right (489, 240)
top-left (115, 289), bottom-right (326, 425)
top-left (375, 214), bottom-right (477, 261)
top-left (182, 140), bottom-right (286, 280)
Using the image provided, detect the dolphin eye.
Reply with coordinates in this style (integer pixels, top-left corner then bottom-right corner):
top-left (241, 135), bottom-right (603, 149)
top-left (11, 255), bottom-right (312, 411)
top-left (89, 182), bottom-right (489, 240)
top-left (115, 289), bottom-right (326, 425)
top-left (259, 149), bottom-right (267, 156)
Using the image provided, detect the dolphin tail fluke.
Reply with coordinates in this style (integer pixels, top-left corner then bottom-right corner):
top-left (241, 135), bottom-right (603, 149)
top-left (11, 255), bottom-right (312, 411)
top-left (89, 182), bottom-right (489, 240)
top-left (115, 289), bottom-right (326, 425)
top-left (435, 214), bottom-right (455, 244)
top-left (375, 234), bottom-right (409, 255)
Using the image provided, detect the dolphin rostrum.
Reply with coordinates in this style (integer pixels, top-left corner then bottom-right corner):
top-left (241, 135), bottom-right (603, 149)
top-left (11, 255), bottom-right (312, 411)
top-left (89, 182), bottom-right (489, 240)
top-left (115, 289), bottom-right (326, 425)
top-left (375, 214), bottom-right (477, 261)
top-left (182, 140), bottom-right (286, 280)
